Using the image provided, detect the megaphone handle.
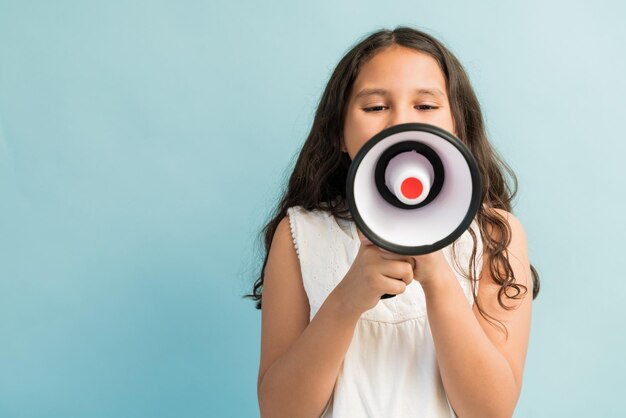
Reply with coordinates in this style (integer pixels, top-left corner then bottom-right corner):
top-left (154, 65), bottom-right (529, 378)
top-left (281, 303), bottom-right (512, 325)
top-left (381, 293), bottom-right (396, 299)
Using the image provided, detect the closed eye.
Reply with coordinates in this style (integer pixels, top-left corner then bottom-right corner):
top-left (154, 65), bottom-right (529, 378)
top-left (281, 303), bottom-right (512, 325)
top-left (415, 105), bottom-right (439, 111)
top-left (362, 105), bottom-right (388, 112)
top-left (362, 105), bottom-right (440, 112)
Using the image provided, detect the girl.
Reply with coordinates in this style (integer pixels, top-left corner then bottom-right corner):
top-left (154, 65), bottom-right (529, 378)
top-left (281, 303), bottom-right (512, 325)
top-left (247, 26), bottom-right (540, 418)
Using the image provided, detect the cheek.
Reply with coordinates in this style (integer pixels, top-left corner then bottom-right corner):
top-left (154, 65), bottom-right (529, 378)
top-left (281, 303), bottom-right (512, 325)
top-left (441, 109), bottom-right (456, 135)
top-left (430, 110), bottom-right (455, 133)
top-left (344, 111), bottom-right (381, 158)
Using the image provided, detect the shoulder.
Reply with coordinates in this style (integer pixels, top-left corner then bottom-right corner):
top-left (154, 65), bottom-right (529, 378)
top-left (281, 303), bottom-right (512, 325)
top-left (270, 214), bottom-right (300, 264)
top-left (286, 205), bottom-right (336, 243)
top-left (287, 205), bottom-right (328, 220)
top-left (286, 205), bottom-right (319, 226)
top-left (492, 208), bottom-right (526, 236)
top-left (476, 207), bottom-right (533, 313)
top-left (483, 208), bottom-right (528, 254)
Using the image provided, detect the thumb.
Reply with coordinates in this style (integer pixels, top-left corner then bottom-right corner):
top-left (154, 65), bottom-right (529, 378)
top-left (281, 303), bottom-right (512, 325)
top-left (356, 228), bottom-right (398, 256)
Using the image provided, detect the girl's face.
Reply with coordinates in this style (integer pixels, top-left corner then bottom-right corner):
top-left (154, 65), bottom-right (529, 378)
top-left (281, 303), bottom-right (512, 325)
top-left (342, 45), bottom-right (456, 159)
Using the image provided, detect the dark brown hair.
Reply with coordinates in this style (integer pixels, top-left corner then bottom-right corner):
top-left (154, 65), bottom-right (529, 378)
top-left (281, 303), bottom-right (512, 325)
top-left (244, 26), bottom-right (540, 336)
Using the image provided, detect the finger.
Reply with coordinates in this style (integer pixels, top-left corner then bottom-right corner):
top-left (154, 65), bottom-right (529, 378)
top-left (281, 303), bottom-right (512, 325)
top-left (381, 275), bottom-right (408, 295)
top-left (379, 260), bottom-right (414, 285)
top-left (380, 251), bottom-right (417, 267)
top-left (408, 257), bottom-right (417, 273)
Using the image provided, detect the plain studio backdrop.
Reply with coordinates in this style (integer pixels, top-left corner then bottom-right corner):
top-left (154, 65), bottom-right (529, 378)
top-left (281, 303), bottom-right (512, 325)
top-left (0, 1), bottom-right (624, 417)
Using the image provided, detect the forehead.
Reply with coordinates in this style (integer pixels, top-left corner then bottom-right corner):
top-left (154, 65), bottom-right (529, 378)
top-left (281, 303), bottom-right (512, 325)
top-left (352, 46), bottom-right (447, 94)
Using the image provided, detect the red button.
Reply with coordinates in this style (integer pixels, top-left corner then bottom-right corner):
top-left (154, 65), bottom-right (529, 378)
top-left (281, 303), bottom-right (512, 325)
top-left (401, 177), bottom-right (423, 199)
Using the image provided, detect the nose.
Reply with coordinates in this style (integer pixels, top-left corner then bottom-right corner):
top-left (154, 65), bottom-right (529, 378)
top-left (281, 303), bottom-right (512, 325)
top-left (384, 106), bottom-right (422, 129)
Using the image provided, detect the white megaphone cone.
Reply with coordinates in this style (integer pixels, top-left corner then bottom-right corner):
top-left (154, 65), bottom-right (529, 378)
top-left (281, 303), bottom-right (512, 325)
top-left (345, 123), bottom-right (482, 299)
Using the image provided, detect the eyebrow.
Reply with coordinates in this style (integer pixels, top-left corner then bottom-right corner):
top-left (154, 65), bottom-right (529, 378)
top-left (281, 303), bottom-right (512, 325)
top-left (353, 88), bottom-right (446, 100)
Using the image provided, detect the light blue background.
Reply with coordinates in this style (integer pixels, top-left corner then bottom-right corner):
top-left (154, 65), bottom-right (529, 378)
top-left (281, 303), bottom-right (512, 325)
top-left (1, 1), bottom-right (624, 417)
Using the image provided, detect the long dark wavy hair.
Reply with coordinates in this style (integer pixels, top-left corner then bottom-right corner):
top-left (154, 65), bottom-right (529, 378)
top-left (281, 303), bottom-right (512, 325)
top-left (244, 26), bottom-right (540, 337)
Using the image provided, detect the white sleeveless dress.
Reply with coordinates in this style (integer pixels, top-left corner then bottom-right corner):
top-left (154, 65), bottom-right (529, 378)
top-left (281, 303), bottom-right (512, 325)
top-left (286, 205), bottom-right (483, 418)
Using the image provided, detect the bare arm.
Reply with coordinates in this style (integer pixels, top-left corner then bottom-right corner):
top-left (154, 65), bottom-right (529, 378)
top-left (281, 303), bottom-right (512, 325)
top-left (422, 209), bottom-right (533, 418)
top-left (258, 214), bottom-right (416, 417)
top-left (257, 217), bottom-right (361, 418)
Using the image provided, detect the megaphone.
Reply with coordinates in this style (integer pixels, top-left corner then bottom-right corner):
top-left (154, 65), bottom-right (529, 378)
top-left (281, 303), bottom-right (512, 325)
top-left (345, 123), bottom-right (482, 298)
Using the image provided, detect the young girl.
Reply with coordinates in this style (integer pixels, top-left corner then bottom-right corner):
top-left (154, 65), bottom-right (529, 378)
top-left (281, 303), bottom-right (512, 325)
top-left (247, 26), bottom-right (540, 418)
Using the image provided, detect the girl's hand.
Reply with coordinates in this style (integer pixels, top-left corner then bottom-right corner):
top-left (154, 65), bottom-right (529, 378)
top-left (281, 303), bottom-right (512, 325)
top-left (331, 229), bottom-right (416, 316)
top-left (356, 231), bottom-right (454, 288)
top-left (409, 250), bottom-right (452, 287)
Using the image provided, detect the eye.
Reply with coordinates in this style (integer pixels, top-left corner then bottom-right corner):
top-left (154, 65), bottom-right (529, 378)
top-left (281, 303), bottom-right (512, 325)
top-left (362, 105), bottom-right (388, 112)
top-left (415, 104), bottom-right (439, 111)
